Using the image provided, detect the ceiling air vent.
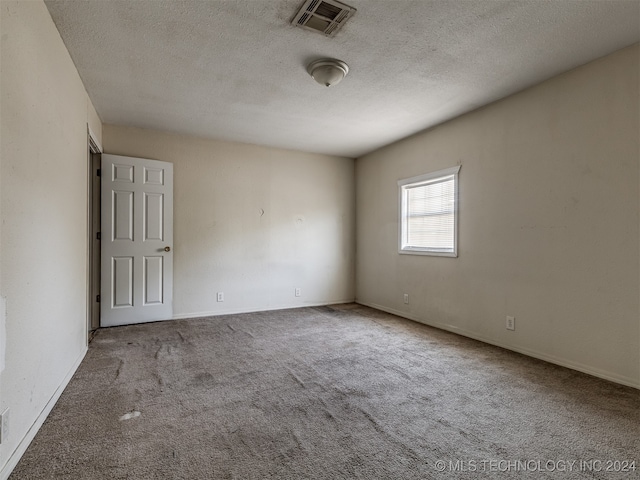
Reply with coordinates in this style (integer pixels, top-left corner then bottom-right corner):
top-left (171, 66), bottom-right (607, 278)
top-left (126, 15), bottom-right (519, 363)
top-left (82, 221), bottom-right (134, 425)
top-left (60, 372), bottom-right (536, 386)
top-left (292, 0), bottom-right (356, 37)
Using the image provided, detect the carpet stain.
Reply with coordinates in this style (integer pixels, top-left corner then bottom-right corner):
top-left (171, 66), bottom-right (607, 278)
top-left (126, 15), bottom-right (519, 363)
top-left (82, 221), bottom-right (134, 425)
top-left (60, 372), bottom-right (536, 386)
top-left (193, 372), bottom-right (214, 385)
top-left (119, 411), bottom-right (141, 421)
top-left (114, 358), bottom-right (125, 381)
top-left (322, 409), bottom-right (338, 426)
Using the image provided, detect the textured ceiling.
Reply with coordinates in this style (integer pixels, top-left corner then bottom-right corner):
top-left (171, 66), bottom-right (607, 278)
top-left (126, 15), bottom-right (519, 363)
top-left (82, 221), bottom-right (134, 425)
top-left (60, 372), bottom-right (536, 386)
top-left (45, 0), bottom-right (640, 158)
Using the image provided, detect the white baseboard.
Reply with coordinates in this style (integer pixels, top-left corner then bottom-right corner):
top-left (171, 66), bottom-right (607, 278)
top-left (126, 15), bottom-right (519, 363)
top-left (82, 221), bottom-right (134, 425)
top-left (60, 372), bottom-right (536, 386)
top-left (356, 300), bottom-right (639, 390)
top-left (172, 299), bottom-right (355, 320)
top-left (1, 347), bottom-right (88, 480)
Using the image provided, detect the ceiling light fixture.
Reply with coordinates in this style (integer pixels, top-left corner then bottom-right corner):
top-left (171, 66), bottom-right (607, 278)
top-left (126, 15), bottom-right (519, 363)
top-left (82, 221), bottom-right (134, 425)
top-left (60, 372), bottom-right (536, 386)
top-left (307, 59), bottom-right (349, 87)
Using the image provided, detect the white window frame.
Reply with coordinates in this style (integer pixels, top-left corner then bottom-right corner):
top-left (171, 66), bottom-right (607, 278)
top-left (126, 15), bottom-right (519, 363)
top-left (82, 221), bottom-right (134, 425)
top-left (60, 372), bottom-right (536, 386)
top-left (398, 165), bottom-right (461, 257)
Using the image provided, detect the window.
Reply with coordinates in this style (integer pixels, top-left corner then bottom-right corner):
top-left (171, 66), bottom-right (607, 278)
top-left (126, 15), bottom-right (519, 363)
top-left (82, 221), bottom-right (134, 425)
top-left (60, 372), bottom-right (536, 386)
top-left (398, 165), bottom-right (460, 257)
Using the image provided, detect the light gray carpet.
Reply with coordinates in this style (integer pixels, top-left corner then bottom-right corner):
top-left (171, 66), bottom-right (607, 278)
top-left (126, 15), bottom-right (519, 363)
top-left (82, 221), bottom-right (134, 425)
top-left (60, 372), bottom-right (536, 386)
top-left (10, 304), bottom-right (639, 479)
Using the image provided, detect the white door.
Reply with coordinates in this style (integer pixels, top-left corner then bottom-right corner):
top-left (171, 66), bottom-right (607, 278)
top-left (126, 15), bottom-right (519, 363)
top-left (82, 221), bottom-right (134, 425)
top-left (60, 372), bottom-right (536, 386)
top-left (100, 154), bottom-right (173, 327)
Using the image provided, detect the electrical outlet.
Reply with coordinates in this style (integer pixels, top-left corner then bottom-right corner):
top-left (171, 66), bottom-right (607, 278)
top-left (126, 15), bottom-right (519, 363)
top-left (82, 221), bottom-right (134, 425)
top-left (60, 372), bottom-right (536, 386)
top-left (217, 292), bottom-right (224, 302)
top-left (403, 294), bottom-right (409, 304)
top-left (506, 316), bottom-right (515, 331)
top-left (295, 288), bottom-right (301, 297)
top-left (0, 408), bottom-right (9, 444)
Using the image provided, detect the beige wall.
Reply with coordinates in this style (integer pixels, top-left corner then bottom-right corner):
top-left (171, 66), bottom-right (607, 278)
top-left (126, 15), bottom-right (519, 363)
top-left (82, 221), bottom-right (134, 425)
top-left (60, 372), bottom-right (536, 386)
top-left (356, 45), bottom-right (640, 388)
top-left (103, 125), bottom-right (355, 317)
top-left (0, 1), bottom-right (102, 476)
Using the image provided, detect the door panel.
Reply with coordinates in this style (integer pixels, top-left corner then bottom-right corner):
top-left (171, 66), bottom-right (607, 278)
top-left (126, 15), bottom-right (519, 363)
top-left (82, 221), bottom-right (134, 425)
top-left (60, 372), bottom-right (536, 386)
top-left (144, 166), bottom-right (164, 185)
top-left (113, 191), bottom-right (134, 240)
top-left (113, 163), bottom-right (134, 182)
top-left (101, 154), bottom-right (173, 327)
top-left (112, 256), bottom-right (134, 308)
top-left (144, 192), bottom-right (164, 241)
top-left (144, 256), bottom-right (164, 305)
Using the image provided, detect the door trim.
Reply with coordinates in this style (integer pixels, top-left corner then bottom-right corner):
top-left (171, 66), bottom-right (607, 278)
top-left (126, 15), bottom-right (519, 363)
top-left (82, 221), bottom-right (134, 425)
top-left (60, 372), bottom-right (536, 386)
top-left (87, 127), bottom-right (102, 342)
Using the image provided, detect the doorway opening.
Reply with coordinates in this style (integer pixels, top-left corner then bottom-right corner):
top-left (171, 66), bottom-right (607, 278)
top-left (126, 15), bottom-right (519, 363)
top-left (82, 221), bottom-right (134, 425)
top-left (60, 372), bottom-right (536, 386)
top-left (87, 131), bottom-right (101, 341)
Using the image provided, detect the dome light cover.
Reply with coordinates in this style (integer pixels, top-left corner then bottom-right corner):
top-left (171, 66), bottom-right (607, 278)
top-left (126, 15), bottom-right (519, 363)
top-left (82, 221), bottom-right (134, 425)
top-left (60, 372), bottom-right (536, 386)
top-left (307, 59), bottom-right (349, 87)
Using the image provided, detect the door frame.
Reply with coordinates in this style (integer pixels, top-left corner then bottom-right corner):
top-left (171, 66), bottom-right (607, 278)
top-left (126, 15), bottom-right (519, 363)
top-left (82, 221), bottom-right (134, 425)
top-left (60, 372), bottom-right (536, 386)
top-left (87, 127), bottom-right (102, 342)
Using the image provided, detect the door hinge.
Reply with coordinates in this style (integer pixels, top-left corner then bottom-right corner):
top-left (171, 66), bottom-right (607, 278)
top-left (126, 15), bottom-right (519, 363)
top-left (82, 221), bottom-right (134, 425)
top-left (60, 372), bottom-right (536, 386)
top-left (96, 168), bottom-right (101, 177)
top-left (96, 295), bottom-right (100, 302)
top-left (96, 232), bottom-right (101, 240)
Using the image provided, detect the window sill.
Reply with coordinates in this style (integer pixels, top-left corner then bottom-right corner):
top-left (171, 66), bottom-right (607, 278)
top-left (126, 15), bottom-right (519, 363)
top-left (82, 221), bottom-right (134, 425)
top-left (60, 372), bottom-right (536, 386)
top-left (399, 248), bottom-right (457, 257)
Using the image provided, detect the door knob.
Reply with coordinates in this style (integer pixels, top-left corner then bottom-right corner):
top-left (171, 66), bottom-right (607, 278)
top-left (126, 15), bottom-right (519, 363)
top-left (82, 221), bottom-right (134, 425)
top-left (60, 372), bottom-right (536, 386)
top-left (164, 246), bottom-right (171, 252)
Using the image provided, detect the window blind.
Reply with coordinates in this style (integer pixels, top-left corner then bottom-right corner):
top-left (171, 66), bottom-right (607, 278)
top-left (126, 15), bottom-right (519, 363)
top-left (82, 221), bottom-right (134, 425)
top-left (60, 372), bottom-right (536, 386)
top-left (406, 176), bottom-right (455, 251)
